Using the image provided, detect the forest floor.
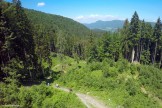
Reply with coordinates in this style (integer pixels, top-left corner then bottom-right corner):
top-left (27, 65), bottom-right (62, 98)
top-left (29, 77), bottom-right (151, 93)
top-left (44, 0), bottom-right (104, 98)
top-left (54, 86), bottom-right (109, 108)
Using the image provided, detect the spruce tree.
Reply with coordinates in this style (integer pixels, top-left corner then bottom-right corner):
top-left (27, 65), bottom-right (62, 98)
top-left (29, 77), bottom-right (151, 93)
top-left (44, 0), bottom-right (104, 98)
top-left (151, 18), bottom-right (161, 64)
top-left (11, 0), bottom-right (37, 80)
top-left (0, 1), bottom-right (14, 79)
top-left (129, 11), bottom-right (140, 62)
top-left (121, 19), bottom-right (131, 60)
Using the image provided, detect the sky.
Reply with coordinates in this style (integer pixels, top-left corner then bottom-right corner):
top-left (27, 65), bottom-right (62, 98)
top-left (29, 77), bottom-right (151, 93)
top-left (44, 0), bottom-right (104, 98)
top-left (6, 0), bottom-right (162, 23)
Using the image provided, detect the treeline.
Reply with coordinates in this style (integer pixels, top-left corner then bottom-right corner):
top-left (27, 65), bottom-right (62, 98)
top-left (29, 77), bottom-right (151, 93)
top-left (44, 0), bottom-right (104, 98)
top-left (88, 12), bottom-right (162, 68)
top-left (0, 0), bottom-right (42, 82)
top-left (122, 12), bottom-right (162, 67)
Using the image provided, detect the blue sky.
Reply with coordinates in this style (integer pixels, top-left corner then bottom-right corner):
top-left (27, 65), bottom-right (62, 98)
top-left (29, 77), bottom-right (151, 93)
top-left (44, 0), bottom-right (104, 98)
top-left (7, 0), bottom-right (162, 23)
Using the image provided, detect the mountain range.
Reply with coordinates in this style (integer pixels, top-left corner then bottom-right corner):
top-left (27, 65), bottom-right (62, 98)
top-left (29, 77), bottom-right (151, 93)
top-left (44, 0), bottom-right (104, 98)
top-left (84, 20), bottom-right (155, 31)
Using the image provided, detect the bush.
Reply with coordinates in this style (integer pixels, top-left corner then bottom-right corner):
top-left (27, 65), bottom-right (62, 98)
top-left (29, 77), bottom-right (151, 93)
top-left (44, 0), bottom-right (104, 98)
top-left (56, 57), bottom-right (162, 108)
top-left (116, 59), bottom-right (129, 73)
top-left (130, 64), bottom-right (137, 75)
top-left (42, 92), bottom-right (85, 108)
top-left (18, 82), bottom-right (85, 108)
top-left (88, 62), bottom-right (102, 71)
top-left (0, 82), bottom-right (19, 105)
top-left (125, 79), bottom-right (139, 96)
top-left (103, 71), bottom-right (110, 78)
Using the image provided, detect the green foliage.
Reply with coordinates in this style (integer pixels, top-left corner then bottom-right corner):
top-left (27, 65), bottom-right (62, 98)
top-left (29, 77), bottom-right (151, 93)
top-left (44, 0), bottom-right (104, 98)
top-left (0, 82), bottom-right (19, 105)
top-left (19, 82), bottom-right (53, 108)
top-left (116, 59), bottom-right (129, 73)
top-left (139, 65), bottom-right (162, 99)
top-left (123, 93), bottom-right (159, 108)
top-left (125, 79), bottom-right (139, 96)
top-left (25, 8), bottom-right (91, 60)
top-left (56, 56), bottom-right (161, 107)
top-left (140, 50), bottom-right (150, 64)
top-left (42, 91), bottom-right (85, 108)
top-left (25, 9), bottom-right (90, 38)
top-left (120, 12), bottom-right (162, 66)
top-left (0, 82), bottom-right (85, 108)
top-left (102, 66), bottom-right (110, 78)
top-left (88, 62), bottom-right (102, 71)
top-left (1, 1), bottom-right (162, 108)
top-left (2, 58), bottom-right (22, 84)
top-left (0, 0), bottom-right (40, 81)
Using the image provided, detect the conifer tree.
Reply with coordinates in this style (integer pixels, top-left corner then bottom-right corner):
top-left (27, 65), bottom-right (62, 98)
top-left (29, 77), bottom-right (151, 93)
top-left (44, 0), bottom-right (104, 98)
top-left (140, 21), bottom-right (152, 64)
top-left (129, 11), bottom-right (140, 62)
top-left (14, 0), bottom-right (37, 79)
top-left (0, 1), bottom-right (14, 79)
top-left (151, 18), bottom-right (161, 64)
top-left (121, 19), bottom-right (130, 60)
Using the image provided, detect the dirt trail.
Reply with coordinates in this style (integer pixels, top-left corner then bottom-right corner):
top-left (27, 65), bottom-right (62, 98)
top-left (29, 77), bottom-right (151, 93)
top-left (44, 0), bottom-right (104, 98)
top-left (76, 93), bottom-right (108, 108)
top-left (54, 86), bottom-right (108, 108)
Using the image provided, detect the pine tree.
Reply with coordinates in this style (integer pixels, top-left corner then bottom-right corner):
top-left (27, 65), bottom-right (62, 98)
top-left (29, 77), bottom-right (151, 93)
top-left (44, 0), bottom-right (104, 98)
top-left (33, 24), bottom-right (50, 77)
top-left (139, 21), bottom-right (152, 64)
top-left (101, 32), bottom-right (112, 59)
top-left (10, 0), bottom-right (37, 80)
top-left (129, 11), bottom-right (140, 62)
top-left (86, 32), bottom-right (98, 62)
top-left (121, 19), bottom-right (131, 60)
top-left (0, 1), bottom-right (14, 79)
top-left (151, 18), bottom-right (161, 64)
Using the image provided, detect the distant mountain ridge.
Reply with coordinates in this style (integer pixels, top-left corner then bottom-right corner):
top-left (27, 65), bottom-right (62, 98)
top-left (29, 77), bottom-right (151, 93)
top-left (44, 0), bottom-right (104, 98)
top-left (84, 20), bottom-right (155, 31)
top-left (84, 20), bottom-right (124, 31)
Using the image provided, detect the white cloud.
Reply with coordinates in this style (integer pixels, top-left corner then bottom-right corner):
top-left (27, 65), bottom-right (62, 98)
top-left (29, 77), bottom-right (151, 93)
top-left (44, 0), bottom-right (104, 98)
top-left (74, 14), bottom-right (123, 23)
top-left (37, 2), bottom-right (45, 7)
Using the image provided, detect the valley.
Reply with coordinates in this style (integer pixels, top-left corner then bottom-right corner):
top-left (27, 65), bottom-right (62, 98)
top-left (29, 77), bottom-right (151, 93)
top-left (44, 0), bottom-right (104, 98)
top-left (1, 0), bottom-right (162, 108)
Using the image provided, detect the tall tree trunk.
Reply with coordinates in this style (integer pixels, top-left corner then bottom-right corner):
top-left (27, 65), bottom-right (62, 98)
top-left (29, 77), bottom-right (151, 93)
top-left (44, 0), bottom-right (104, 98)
top-left (29, 67), bottom-right (32, 80)
top-left (147, 40), bottom-right (149, 51)
top-left (139, 42), bottom-right (143, 62)
top-left (137, 45), bottom-right (140, 62)
top-left (159, 50), bottom-right (162, 68)
top-left (153, 42), bottom-right (157, 64)
top-left (134, 46), bottom-right (138, 62)
top-left (139, 39), bottom-right (143, 62)
top-left (8, 52), bottom-right (11, 61)
top-left (131, 47), bottom-right (135, 63)
top-left (40, 54), bottom-right (44, 76)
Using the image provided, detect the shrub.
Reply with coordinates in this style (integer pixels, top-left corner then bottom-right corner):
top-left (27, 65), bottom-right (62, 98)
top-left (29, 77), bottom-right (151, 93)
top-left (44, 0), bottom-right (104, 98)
top-left (42, 91), bottom-right (85, 108)
top-left (125, 79), bottom-right (139, 96)
top-left (130, 64), bottom-right (137, 75)
top-left (116, 59), bottom-right (129, 73)
top-left (88, 62), bottom-right (102, 71)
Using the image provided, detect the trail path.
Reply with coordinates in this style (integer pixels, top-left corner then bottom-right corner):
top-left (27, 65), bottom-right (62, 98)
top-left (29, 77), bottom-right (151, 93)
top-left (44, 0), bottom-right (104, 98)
top-left (54, 86), bottom-right (108, 108)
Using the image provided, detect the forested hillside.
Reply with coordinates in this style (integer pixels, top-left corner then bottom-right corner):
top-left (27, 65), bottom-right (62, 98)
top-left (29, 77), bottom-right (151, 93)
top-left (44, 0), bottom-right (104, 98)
top-left (25, 9), bottom-right (90, 38)
top-left (1, 0), bottom-right (162, 108)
